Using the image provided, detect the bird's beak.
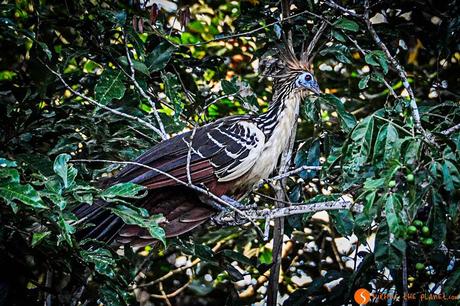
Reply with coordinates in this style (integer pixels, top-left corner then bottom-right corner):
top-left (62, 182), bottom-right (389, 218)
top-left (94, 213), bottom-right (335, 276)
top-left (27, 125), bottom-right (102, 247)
top-left (310, 82), bottom-right (322, 95)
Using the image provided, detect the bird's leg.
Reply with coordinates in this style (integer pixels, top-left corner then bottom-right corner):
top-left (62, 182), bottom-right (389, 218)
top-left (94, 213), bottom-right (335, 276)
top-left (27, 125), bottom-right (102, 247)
top-left (198, 194), bottom-right (256, 212)
top-left (198, 194), bottom-right (257, 226)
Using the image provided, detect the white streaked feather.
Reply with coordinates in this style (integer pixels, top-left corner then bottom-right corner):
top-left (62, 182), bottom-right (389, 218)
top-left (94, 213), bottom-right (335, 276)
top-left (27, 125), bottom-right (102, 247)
top-left (217, 121), bottom-right (266, 182)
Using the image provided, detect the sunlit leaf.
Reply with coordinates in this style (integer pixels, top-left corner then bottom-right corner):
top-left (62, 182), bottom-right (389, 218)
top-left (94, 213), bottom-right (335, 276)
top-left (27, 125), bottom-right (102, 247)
top-left (94, 69), bottom-right (126, 105)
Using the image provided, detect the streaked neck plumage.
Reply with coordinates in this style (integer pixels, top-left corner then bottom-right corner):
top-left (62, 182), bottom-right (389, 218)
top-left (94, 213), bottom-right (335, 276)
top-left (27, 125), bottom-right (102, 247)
top-left (254, 80), bottom-right (303, 138)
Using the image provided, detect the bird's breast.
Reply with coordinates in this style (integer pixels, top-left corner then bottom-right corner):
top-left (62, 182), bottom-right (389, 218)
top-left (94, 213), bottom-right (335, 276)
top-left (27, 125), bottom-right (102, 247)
top-left (238, 95), bottom-right (300, 190)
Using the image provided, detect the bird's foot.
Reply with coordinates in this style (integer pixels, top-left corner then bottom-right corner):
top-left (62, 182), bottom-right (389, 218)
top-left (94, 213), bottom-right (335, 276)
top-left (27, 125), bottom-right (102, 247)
top-left (199, 194), bottom-right (256, 212)
top-left (201, 195), bottom-right (257, 226)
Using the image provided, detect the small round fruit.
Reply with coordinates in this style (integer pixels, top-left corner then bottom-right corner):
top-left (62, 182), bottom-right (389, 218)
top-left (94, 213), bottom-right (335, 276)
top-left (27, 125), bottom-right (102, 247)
top-left (388, 180), bottom-right (396, 188)
top-left (408, 276), bottom-right (415, 282)
top-left (415, 263), bottom-right (425, 270)
top-left (407, 226), bottom-right (417, 234)
top-left (413, 220), bottom-right (423, 228)
top-left (423, 238), bottom-right (434, 246)
top-left (407, 174), bottom-right (414, 182)
top-left (421, 226), bottom-right (430, 236)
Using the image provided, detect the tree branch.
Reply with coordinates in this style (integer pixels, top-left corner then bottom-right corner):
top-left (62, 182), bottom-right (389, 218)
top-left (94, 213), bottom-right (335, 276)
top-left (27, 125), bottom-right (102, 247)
top-left (124, 35), bottom-right (168, 140)
top-left (267, 117), bottom-right (298, 305)
top-left (44, 64), bottom-right (165, 137)
top-left (441, 123), bottom-right (460, 135)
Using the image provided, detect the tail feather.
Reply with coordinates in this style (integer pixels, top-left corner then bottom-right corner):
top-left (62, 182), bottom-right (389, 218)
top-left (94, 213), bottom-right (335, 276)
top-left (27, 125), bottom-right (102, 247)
top-left (73, 187), bottom-right (216, 247)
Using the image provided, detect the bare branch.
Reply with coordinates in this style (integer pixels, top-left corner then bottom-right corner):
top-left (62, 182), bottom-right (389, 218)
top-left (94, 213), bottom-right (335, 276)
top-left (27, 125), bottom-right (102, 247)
top-left (441, 123), bottom-right (460, 135)
top-left (152, 10), bottom-right (322, 47)
top-left (44, 64), bottom-right (165, 137)
top-left (361, 1), bottom-right (429, 139)
top-left (267, 113), bottom-right (298, 305)
top-left (151, 277), bottom-right (193, 300)
top-left (132, 241), bottom-right (224, 289)
top-left (324, 0), bottom-right (362, 19)
top-left (124, 36), bottom-right (168, 140)
top-left (267, 165), bottom-right (322, 182)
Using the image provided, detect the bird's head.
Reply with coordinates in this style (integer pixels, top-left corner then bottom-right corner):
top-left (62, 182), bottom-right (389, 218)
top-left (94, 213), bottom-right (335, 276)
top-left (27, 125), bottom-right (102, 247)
top-left (261, 48), bottom-right (322, 97)
top-left (293, 70), bottom-right (321, 95)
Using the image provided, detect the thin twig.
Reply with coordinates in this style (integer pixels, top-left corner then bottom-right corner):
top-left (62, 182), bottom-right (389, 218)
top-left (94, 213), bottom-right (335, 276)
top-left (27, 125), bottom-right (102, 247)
top-left (158, 282), bottom-right (172, 306)
top-left (133, 241), bottom-right (223, 289)
top-left (124, 35), bottom-right (168, 139)
top-left (151, 276), bottom-right (193, 300)
top-left (441, 123), bottom-right (460, 135)
top-left (44, 64), bottom-right (164, 137)
top-left (402, 250), bottom-right (408, 306)
top-left (267, 165), bottom-right (322, 182)
top-left (153, 10), bottom-right (322, 47)
top-left (362, 1), bottom-right (425, 135)
top-left (324, 0), bottom-right (362, 19)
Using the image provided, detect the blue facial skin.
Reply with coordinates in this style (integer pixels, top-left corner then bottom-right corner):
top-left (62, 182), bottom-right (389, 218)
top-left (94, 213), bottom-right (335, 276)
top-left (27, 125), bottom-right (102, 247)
top-left (296, 72), bottom-right (321, 94)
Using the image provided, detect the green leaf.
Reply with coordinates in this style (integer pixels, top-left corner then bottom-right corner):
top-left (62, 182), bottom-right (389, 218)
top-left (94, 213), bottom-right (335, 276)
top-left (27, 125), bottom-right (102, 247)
top-left (320, 44), bottom-right (352, 64)
top-left (58, 215), bottom-right (75, 246)
top-left (53, 153), bottom-right (77, 189)
top-left (444, 269), bottom-right (460, 295)
top-left (110, 204), bottom-right (166, 246)
top-left (365, 50), bottom-right (388, 74)
top-left (162, 72), bottom-right (183, 120)
top-left (0, 158), bottom-right (17, 168)
top-left (0, 168), bottom-right (20, 183)
top-left (442, 160), bottom-right (460, 192)
top-left (403, 138), bottom-right (421, 166)
top-left (81, 248), bottom-right (117, 279)
top-left (117, 56), bottom-right (150, 76)
top-left (385, 194), bottom-right (404, 236)
top-left (101, 182), bottom-right (146, 199)
top-left (146, 42), bottom-right (176, 72)
top-left (349, 116), bottom-right (375, 167)
top-left (358, 75), bottom-right (370, 89)
top-left (37, 41), bottom-right (52, 60)
top-left (0, 183), bottom-right (47, 209)
top-left (94, 69), bottom-right (126, 106)
top-left (331, 29), bottom-right (346, 42)
top-left (221, 79), bottom-right (239, 95)
top-left (373, 123), bottom-right (400, 166)
top-left (330, 210), bottom-right (354, 236)
top-left (32, 231), bottom-right (51, 247)
top-left (334, 17), bottom-right (360, 32)
top-left (294, 139), bottom-right (321, 179)
top-left (321, 94), bottom-right (357, 132)
top-left (374, 223), bottom-right (406, 269)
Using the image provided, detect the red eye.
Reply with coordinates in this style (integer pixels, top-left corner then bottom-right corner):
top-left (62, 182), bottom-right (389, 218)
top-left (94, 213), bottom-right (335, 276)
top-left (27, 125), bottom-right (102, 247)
top-left (304, 74), bottom-right (312, 81)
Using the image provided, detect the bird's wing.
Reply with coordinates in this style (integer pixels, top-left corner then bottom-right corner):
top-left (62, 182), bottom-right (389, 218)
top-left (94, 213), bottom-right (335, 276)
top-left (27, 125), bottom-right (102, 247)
top-left (109, 116), bottom-right (266, 189)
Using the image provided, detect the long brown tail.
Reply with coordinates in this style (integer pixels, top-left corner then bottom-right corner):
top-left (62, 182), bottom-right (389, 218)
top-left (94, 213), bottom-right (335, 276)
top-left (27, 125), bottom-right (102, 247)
top-left (74, 187), bottom-right (215, 247)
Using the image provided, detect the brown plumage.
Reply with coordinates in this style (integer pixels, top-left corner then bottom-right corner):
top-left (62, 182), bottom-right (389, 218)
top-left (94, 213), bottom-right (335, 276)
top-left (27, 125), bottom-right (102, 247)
top-left (74, 53), bottom-right (321, 247)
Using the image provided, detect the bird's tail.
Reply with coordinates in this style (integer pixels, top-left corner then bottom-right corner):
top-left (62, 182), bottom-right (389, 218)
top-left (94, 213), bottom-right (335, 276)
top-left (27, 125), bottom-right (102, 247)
top-left (73, 187), bottom-right (215, 247)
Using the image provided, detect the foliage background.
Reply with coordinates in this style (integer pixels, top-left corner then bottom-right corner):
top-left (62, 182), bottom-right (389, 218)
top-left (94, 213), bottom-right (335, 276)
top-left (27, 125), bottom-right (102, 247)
top-left (0, 0), bottom-right (459, 305)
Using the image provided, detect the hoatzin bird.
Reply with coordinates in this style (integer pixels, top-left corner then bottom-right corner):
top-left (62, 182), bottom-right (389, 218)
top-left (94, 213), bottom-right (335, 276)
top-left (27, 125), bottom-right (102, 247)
top-left (74, 52), bottom-right (321, 247)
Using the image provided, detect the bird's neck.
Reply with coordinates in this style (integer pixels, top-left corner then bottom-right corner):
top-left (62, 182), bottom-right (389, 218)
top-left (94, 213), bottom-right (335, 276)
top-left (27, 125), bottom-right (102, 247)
top-left (256, 90), bottom-right (301, 138)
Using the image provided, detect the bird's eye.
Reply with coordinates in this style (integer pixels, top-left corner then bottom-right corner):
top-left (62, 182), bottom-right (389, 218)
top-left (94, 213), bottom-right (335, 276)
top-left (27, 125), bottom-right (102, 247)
top-left (304, 74), bottom-right (312, 81)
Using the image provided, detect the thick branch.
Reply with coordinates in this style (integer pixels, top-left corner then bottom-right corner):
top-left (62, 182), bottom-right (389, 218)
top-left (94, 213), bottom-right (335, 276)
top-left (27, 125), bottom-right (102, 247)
top-left (267, 111), bottom-right (298, 306)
